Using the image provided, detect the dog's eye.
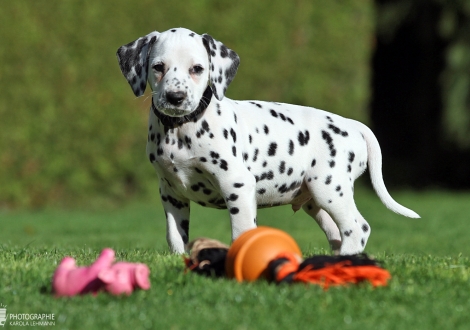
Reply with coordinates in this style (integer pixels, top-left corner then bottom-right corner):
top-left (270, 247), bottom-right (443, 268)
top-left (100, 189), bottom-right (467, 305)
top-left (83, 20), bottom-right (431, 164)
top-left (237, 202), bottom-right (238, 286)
top-left (152, 63), bottom-right (164, 73)
top-left (191, 65), bottom-right (204, 75)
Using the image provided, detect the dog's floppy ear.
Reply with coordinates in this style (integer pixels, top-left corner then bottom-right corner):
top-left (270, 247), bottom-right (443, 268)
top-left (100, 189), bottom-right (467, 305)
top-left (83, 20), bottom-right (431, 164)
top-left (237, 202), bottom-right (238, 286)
top-left (202, 34), bottom-right (240, 101)
top-left (116, 31), bottom-right (160, 97)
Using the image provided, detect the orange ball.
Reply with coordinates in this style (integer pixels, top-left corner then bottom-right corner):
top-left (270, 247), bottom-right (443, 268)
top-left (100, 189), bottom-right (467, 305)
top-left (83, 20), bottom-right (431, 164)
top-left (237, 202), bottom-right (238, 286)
top-left (225, 226), bottom-right (302, 282)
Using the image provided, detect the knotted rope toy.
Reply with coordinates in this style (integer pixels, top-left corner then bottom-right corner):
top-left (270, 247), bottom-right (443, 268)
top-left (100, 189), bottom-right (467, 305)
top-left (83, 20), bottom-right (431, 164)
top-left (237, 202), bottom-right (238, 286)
top-left (185, 227), bottom-right (390, 289)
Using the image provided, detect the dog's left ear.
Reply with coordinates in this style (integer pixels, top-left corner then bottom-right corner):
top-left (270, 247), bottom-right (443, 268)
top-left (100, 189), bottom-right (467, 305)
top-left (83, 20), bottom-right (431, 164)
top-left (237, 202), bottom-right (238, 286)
top-left (202, 34), bottom-right (240, 101)
top-left (116, 31), bottom-right (160, 97)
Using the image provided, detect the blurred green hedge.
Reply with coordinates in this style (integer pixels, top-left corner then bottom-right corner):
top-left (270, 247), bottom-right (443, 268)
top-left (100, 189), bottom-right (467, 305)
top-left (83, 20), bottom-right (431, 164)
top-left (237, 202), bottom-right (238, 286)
top-left (0, 0), bottom-right (373, 208)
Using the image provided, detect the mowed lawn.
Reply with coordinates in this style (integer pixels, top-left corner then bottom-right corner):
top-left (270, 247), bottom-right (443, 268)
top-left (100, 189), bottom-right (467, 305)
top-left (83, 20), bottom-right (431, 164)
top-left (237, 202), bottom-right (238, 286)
top-left (1, 188), bottom-right (469, 329)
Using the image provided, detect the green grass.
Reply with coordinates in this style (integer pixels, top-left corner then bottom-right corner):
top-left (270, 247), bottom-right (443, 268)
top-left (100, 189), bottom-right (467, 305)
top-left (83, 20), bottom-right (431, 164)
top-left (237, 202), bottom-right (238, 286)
top-left (1, 188), bottom-right (469, 329)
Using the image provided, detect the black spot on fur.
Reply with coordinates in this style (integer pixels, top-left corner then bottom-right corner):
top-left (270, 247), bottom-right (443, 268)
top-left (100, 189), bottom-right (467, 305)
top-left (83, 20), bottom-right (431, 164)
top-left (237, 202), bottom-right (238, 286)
top-left (311, 159), bottom-right (316, 167)
top-left (250, 102), bottom-right (262, 108)
top-left (325, 175), bottom-right (332, 185)
top-left (230, 207), bottom-right (240, 215)
top-left (202, 120), bottom-right (210, 132)
top-left (277, 180), bottom-right (301, 194)
top-left (327, 123), bottom-right (349, 137)
top-left (227, 193), bottom-right (239, 201)
top-left (279, 161), bottom-right (286, 174)
top-left (348, 151), bottom-right (355, 163)
top-left (257, 188), bottom-right (266, 194)
top-left (232, 146), bottom-right (237, 157)
top-left (233, 183), bottom-right (244, 188)
top-left (220, 159), bottom-right (228, 171)
top-left (257, 171), bottom-right (274, 182)
top-left (298, 130), bottom-right (310, 146)
top-left (253, 149), bottom-right (259, 162)
top-left (268, 143), bottom-right (277, 156)
top-left (220, 45), bottom-right (228, 58)
top-left (230, 128), bottom-right (237, 143)
top-left (180, 219), bottom-right (189, 242)
top-left (288, 140), bottom-right (294, 155)
top-left (321, 130), bottom-right (336, 157)
top-left (183, 137), bottom-right (191, 149)
top-left (362, 224), bottom-right (369, 233)
top-left (165, 195), bottom-right (186, 210)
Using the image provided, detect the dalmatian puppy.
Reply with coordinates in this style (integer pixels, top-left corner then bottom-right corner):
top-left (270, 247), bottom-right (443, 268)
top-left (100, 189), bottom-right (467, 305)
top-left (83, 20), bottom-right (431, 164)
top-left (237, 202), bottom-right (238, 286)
top-left (116, 28), bottom-right (419, 255)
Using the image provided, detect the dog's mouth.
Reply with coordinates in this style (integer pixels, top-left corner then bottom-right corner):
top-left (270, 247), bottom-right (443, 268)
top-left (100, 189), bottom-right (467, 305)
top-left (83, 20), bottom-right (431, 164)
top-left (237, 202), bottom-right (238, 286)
top-left (151, 87), bottom-right (213, 126)
top-left (156, 106), bottom-right (194, 117)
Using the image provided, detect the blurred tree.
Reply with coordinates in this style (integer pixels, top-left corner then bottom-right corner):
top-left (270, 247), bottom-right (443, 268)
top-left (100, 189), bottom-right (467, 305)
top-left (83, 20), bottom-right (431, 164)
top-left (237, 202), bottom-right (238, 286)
top-left (371, 0), bottom-right (470, 188)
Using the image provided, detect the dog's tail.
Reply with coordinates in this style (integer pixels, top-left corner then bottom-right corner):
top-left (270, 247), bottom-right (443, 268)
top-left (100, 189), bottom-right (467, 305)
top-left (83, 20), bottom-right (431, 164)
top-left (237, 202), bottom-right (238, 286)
top-left (359, 123), bottom-right (420, 218)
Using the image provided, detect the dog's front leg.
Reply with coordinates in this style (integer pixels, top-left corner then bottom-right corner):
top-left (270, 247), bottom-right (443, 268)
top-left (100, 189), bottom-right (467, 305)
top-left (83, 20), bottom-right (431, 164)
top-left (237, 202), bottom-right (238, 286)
top-left (221, 174), bottom-right (258, 241)
top-left (159, 180), bottom-right (190, 254)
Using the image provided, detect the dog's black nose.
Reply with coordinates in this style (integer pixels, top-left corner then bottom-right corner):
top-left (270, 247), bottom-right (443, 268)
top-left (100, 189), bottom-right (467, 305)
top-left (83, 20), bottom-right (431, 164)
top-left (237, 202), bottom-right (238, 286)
top-left (166, 91), bottom-right (187, 106)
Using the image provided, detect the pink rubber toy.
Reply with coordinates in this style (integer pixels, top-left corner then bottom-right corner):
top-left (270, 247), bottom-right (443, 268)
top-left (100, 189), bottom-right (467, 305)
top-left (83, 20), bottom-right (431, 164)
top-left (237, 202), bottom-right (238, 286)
top-left (98, 262), bottom-right (151, 295)
top-left (52, 248), bottom-right (150, 296)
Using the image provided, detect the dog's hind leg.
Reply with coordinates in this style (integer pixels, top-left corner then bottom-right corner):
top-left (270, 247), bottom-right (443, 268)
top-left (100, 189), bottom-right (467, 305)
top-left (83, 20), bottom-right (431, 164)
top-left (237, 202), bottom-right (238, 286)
top-left (302, 200), bottom-right (342, 254)
top-left (304, 172), bottom-right (370, 255)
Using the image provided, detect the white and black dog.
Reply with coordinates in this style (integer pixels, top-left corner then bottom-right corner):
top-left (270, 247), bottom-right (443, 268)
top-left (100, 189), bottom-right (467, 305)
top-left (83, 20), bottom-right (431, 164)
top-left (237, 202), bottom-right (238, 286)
top-left (116, 28), bottom-right (419, 255)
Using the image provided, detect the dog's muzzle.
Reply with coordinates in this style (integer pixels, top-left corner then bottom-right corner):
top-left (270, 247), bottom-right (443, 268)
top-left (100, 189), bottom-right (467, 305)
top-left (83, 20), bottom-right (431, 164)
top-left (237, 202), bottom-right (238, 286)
top-left (152, 86), bottom-right (213, 127)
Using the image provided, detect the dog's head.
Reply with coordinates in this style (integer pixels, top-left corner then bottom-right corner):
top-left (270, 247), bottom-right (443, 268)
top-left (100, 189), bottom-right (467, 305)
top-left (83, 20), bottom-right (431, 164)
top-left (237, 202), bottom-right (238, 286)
top-left (116, 28), bottom-right (240, 117)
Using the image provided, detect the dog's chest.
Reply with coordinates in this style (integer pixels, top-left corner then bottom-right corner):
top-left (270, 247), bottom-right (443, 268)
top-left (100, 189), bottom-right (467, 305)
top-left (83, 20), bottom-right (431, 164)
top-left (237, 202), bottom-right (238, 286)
top-left (146, 120), bottom-right (228, 206)
top-left (147, 124), bottom-right (194, 181)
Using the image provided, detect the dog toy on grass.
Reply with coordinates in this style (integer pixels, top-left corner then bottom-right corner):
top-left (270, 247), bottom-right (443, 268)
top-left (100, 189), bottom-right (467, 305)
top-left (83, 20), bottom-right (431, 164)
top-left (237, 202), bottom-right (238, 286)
top-left (52, 248), bottom-right (150, 296)
top-left (185, 227), bottom-right (390, 289)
